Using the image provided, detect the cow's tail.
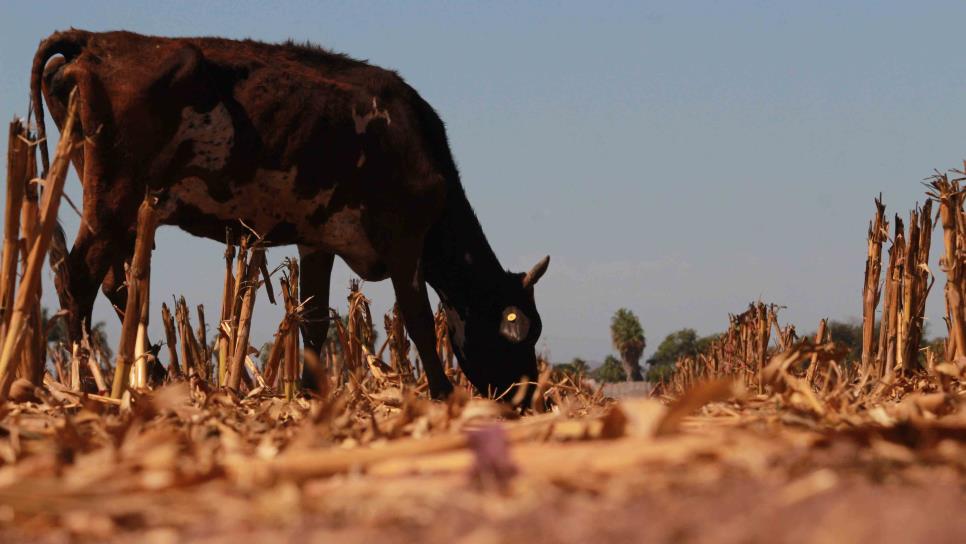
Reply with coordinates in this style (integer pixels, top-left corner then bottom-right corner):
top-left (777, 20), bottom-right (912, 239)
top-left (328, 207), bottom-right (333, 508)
top-left (30, 30), bottom-right (90, 177)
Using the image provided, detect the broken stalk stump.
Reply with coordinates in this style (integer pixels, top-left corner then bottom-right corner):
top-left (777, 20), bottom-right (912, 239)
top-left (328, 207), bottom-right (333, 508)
top-left (111, 194), bottom-right (160, 398)
top-left (861, 197), bottom-right (885, 370)
top-left (931, 175), bottom-right (966, 361)
top-left (161, 302), bottom-right (182, 379)
top-left (283, 259), bottom-right (300, 400)
top-left (227, 247), bottom-right (265, 391)
top-left (218, 241), bottom-right (235, 386)
top-left (0, 91), bottom-right (78, 400)
top-left (0, 120), bottom-right (29, 342)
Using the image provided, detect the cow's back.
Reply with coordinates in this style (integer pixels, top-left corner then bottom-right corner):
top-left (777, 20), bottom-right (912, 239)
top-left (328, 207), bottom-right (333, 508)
top-left (48, 31), bottom-right (453, 278)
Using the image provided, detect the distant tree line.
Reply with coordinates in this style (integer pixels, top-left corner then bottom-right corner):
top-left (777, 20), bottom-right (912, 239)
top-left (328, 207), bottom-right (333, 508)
top-left (552, 313), bottom-right (946, 385)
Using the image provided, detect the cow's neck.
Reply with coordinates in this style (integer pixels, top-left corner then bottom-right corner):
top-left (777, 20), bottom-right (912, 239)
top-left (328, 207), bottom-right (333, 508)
top-left (423, 190), bottom-right (505, 318)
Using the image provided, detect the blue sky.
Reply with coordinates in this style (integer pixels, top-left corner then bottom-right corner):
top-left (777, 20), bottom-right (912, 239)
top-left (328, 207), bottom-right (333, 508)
top-left (1, 2), bottom-right (965, 364)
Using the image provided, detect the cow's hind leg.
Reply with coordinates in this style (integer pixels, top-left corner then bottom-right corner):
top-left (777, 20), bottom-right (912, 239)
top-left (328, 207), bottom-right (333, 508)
top-left (386, 244), bottom-right (454, 400)
top-left (298, 248), bottom-right (334, 389)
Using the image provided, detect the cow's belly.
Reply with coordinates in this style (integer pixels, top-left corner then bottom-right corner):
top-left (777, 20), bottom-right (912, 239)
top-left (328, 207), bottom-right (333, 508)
top-left (161, 172), bottom-right (386, 279)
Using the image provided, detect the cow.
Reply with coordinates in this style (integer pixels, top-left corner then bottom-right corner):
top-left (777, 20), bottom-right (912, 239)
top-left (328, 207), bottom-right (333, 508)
top-left (30, 29), bottom-right (549, 400)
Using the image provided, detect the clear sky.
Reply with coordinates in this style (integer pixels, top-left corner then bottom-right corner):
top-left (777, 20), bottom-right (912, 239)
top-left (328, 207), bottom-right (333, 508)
top-left (1, 1), bottom-right (965, 365)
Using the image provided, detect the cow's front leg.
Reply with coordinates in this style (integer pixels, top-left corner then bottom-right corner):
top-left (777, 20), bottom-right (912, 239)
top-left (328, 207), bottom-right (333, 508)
top-left (297, 248), bottom-right (334, 388)
top-left (64, 168), bottom-right (138, 344)
top-left (99, 251), bottom-right (133, 320)
top-left (388, 251), bottom-right (454, 400)
top-left (65, 224), bottom-right (130, 344)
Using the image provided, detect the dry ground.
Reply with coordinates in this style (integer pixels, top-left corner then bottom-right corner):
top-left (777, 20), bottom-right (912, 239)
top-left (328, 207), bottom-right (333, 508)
top-left (0, 376), bottom-right (963, 544)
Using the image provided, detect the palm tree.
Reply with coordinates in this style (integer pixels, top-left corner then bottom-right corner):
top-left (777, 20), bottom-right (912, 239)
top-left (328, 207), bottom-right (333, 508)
top-left (568, 357), bottom-right (590, 374)
top-left (41, 307), bottom-right (112, 360)
top-left (610, 308), bottom-right (645, 381)
top-left (41, 307), bottom-right (68, 345)
top-left (553, 357), bottom-right (590, 377)
top-left (591, 355), bottom-right (627, 383)
top-left (89, 321), bottom-right (112, 362)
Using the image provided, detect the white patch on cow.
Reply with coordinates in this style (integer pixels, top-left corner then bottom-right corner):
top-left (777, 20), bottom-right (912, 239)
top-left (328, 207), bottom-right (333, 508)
top-left (162, 176), bottom-right (207, 217)
top-left (168, 167), bottom-right (305, 232)
top-left (173, 103), bottom-right (234, 171)
top-left (157, 101), bottom-right (384, 277)
top-left (356, 151), bottom-right (366, 168)
top-left (352, 97), bottom-right (392, 135)
top-left (164, 167), bottom-right (381, 275)
top-left (443, 305), bottom-right (467, 353)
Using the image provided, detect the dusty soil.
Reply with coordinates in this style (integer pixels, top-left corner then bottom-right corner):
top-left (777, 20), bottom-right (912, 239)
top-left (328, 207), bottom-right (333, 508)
top-left (0, 382), bottom-right (963, 544)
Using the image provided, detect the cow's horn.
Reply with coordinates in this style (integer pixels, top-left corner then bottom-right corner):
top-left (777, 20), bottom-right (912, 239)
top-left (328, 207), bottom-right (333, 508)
top-left (522, 255), bottom-right (550, 288)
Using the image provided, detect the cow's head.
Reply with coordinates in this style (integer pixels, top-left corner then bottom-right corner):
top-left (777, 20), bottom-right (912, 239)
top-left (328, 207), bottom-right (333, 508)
top-left (446, 256), bottom-right (549, 401)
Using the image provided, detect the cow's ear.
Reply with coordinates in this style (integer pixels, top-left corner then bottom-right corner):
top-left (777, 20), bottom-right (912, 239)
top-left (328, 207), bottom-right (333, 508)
top-left (149, 44), bottom-right (210, 102)
top-left (522, 255), bottom-right (550, 289)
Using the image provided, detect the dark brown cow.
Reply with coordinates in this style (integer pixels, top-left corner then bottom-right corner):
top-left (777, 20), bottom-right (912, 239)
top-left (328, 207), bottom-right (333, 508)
top-left (31, 29), bottom-right (549, 400)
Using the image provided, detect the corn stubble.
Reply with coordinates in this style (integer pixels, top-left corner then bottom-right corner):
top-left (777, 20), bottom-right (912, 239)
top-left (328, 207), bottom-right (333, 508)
top-left (2, 104), bottom-right (966, 541)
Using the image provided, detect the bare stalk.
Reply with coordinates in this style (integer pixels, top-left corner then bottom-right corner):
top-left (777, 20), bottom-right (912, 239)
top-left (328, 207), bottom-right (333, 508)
top-left (218, 242), bottom-right (235, 386)
top-left (227, 238), bottom-right (249, 373)
top-left (160, 302), bottom-right (182, 379)
top-left (876, 226), bottom-right (897, 376)
top-left (82, 328), bottom-right (109, 393)
top-left (176, 296), bottom-right (205, 379)
top-left (0, 120), bottom-right (28, 342)
top-left (897, 208), bottom-right (920, 371)
top-left (861, 197), bottom-right (885, 370)
top-left (929, 176), bottom-right (966, 361)
top-left (434, 304), bottom-right (454, 371)
top-left (805, 318), bottom-right (827, 385)
top-left (110, 194), bottom-right (160, 398)
top-left (69, 343), bottom-right (81, 391)
top-left (20, 139), bottom-right (43, 385)
top-left (0, 92), bottom-right (78, 399)
top-left (196, 304), bottom-right (208, 374)
top-left (227, 247), bottom-right (265, 390)
top-left (282, 260), bottom-right (300, 400)
top-left (884, 217), bottom-right (904, 377)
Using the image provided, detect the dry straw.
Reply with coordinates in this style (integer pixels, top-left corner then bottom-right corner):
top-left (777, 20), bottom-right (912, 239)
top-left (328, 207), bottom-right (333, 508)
top-left (0, 90), bottom-right (79, 399)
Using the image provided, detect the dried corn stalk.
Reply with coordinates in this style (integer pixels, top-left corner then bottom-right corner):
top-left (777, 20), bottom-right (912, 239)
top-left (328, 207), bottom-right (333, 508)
top-left (227, 245), bottom-right (265, 390)
top-left (899, 201), bottom-right (932, 372)
top-left (928, 175), bottom-right (966, 361)
top-left (385, 303), bottom-right (412, 378)
top-left (861, 197), bottom-right (886, 369)
top-left (805, 318), bottom-right (827, 385)
top-left (0, 120), bottom-right (29, 343)
top-left (160, 302), bottom-right (181, 379)
top-left (111, 193), bottom-right (160, 398)
top-left (0, 92), bottom-right (78, 399)
top-left (883, 216), bottom-right (905, 377)
top-left (175, 296), bottom-right (205, 379)
top-left (282, 259), bottom-right (301, 400)
top-left (434, 304), bottom-right (454, 371)
top-left (218, 240), bottom-right (235, 385)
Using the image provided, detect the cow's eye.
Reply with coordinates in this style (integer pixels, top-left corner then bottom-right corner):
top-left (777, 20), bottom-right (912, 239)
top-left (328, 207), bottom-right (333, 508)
top-left (500, 306), bottom-right (530, 343)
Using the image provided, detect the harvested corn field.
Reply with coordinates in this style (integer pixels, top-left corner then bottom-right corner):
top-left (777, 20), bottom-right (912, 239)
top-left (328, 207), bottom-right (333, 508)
top-left (4, 8), bottom-right (966, 543)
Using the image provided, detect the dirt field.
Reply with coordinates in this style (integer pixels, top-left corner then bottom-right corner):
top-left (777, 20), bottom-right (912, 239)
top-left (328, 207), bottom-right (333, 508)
top-left (0, 376), bottom-right (963, 544)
